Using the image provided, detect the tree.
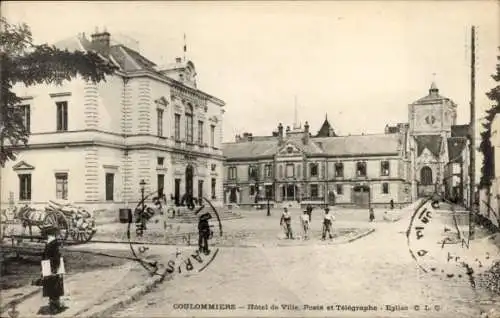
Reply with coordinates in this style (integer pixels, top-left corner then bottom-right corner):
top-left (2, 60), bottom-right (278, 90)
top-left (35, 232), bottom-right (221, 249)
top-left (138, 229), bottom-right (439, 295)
top-left (0, 18), bottom-right (117, 167)
top-left (479, 48), bottom-right (500, 188)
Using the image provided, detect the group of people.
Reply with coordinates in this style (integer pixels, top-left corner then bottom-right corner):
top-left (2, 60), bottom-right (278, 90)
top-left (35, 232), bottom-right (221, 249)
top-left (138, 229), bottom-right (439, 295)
top-left (280, 206), bottom-right (336, 240)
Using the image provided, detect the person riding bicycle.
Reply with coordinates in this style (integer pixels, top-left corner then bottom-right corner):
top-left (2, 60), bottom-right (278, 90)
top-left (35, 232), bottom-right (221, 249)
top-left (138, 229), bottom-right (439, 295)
top-left (280, 208), bottom-right (293, 239)
top-left (322, 208), bottom-right (335, 240)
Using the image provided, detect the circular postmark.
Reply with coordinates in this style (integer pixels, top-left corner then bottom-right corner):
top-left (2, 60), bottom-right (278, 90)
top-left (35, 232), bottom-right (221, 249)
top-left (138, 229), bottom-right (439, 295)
top-left (126, 190), bottom-right (223, 280)
top-left (407, 194), bottom-right (498, 288)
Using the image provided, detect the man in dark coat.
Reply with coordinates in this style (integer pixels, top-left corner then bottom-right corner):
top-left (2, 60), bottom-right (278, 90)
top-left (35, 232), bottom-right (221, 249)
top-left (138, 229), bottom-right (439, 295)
top-left (198, 212), bottom-right (212, 254)
top-left (41, 226), bottom-right (66, 313)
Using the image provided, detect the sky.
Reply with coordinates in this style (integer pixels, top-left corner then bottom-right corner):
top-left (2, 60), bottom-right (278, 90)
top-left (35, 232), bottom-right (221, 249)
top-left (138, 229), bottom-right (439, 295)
top-left (3, 1), bottom-right (499, 143)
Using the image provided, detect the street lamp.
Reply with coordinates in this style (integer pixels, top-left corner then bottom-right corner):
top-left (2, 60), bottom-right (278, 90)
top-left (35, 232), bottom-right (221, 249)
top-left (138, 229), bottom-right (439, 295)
top-left (140, 178), bottom-right (146, 213)
top-left (266, 184), bottom-right (271, 216)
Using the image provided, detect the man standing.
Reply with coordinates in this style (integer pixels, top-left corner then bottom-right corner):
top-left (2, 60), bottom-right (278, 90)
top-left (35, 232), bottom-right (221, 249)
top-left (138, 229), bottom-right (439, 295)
top-left (322, 208), bottom-right (335, 240)
top-left (280, 207), bottom-right (293, 239)
top-left (41, 226), bottom-right (66, 313)
top-left (300, 210), bottom-right (310, 240)
top-left (306, 205), bottom-right (313, 222)
top-left (198, 212), bottom-right (212, 254)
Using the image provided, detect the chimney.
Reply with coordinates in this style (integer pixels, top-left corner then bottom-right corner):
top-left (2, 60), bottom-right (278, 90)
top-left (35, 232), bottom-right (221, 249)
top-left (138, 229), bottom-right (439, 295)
top-left (175, 57), bottom-right (182, 63)
top-left (303, 121), bottom-right (310, 144)
top-left (91, 28), bottom-right (111, 57)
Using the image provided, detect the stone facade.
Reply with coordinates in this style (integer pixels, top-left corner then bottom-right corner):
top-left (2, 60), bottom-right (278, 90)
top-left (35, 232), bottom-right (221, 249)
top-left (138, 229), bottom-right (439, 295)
top-left (1, 30), bottom-right (225, 211)
top-left (223, 122), bottom-right (412, 208)
top-left (408, 82), bottom-right (469, 201)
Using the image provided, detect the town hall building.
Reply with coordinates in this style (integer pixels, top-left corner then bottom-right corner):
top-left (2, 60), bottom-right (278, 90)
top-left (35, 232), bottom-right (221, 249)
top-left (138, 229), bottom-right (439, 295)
top-left (222, 83), bottom-right (470, 208)
top-left (1, 29), bottom-right (226, 210)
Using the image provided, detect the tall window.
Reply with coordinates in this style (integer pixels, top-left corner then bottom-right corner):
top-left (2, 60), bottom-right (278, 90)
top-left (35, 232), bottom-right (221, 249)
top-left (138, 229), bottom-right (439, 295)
top-left (297, 164), bottom-right (301, 178)
top-left (310, 184), bottom-right (318, 198)
top-left (265, 185), bottom-right (273, 199)
top-left (157, 174), bottom-right (165, 197)
top-left (228, 167), bottom-right (237, 180)
top-left (381, 161), bottom-right (390, 176)
top-left (55, 173), bottom-right (68, 200)
top-left (174, 114), bottom-right (181, 141)
top-left (198, 180), bottom-right (204, 199)
top-left (264, 164), bottom-right (272, 177)
top-left (211, 178), bottom-right (216, 199)
top-left (185, 105), bottom-right (193, 143)
top-left (19, 174), bottom-right (31, 201)
top-left (56, 101), bottom-right (68, 131)
top-left (336, 184), bottom-right (343, 195)
top-left (335, 163), bottom-right (344, 178)
top-left (157, 109), bottom-right (164, 136)
top-left (20, 105), bottom-right (30, 133)
top-left (248, 165), bottom-right (258, 179)
top-left (105, 173), bottom-right (114, 201)
top-left (210, 125), bottom-right (216, 147)
top-left (250, 185), bottom-right (255, 196)
top-left (286, 164), bottom-right (295, 178)
top-left (382, 182), bottom-right (389, 194)
top-left (356, 162), bottom-right (367, 177)
top-left (310, 163), bottom-right (318, 177)
top-left (198, 120), bottom-right (204, 145)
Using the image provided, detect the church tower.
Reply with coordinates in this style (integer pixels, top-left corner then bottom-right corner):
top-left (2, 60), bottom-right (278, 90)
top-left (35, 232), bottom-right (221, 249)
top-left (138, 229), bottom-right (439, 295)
top-left (408, 82), bottom-right (458, 198)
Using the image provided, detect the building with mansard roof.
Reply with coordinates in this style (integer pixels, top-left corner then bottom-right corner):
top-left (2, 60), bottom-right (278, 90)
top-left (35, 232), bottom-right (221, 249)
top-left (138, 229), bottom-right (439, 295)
top-left (222, 82), bottom-right (471, 208)
top-left (1, 29), bottom-right (225, 210)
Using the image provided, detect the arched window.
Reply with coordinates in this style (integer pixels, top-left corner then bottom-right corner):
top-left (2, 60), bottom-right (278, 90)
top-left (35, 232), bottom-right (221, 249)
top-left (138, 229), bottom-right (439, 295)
top-left (420, 166), bottom-right (433, 185)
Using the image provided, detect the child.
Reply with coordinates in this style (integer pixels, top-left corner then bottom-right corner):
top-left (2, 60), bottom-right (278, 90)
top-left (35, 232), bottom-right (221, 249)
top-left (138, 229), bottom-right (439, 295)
top-left (322, 208), bottom-right (335, 240)
top-left (300, 210), bottom-right (310, 240)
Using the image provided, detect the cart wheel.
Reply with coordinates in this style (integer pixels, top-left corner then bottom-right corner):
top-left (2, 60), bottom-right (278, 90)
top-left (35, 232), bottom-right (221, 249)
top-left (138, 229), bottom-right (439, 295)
top-left (71, 220), bottom-right (96, 243)
top-left (43, 211), bottom-right (69, 241)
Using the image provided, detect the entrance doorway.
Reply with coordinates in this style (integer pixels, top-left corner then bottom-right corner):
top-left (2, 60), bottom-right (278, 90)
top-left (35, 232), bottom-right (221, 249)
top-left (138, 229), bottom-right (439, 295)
top-left (328, 191), bottom-right (336, 206)
top-left (229, 188), bottom-right (237, 203)
top-left (352, 185), bottom-right (370, 207)
top-left (281, 184), bottom-right (296, 201)
top-left (174, 178), bottom-right (181, 205)
top-left (185, 165), bottom-right (194, 196)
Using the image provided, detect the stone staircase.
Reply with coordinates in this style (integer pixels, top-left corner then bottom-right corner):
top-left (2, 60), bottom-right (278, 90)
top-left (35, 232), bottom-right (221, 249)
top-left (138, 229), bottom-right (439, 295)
top-left (168, 206), bottom-right (242, 224)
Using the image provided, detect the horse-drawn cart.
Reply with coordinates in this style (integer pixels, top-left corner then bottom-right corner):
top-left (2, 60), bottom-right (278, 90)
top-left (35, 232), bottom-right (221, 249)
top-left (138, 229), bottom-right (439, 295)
top-left (1, 201), bottom-right (96, 244)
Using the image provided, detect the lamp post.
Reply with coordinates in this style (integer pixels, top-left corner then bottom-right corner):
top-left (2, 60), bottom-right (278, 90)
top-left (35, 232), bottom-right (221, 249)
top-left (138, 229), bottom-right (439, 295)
top-left (266, 184), bottom-right (271, 216)
top-left (139, 179), bottom-right (146, 217)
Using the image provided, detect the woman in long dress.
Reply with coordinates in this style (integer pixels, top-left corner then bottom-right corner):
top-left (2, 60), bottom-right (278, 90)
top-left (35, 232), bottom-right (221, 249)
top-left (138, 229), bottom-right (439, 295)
top-left (41, 225), bottom-right (66, 313)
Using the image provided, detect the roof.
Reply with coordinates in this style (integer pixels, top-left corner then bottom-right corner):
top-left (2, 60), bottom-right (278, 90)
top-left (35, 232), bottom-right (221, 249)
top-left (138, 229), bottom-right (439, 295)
top-left (222, 140), bottom-right (278, 159)
top-left (415, 135), bottom-right (443, 157)
top-left (412, 82), bottom-right (455, 105)
top-left (451, 124), bottom-right (469, 138)
top-left (447, 137), bottom-right (467, 162)
top-left (316, 116), bottom-right (335, 137)
top-left (313, 134), bottom-right (400, 156)
top-left (51, 33), bottom-right (225, 106)
top-left (223, 133), bottom-right (401, 160)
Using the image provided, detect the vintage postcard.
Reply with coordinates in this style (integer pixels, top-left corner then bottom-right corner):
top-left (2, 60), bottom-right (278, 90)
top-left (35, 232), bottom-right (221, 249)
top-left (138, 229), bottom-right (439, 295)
top-left (1, 1), bottom-right (499, 317)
